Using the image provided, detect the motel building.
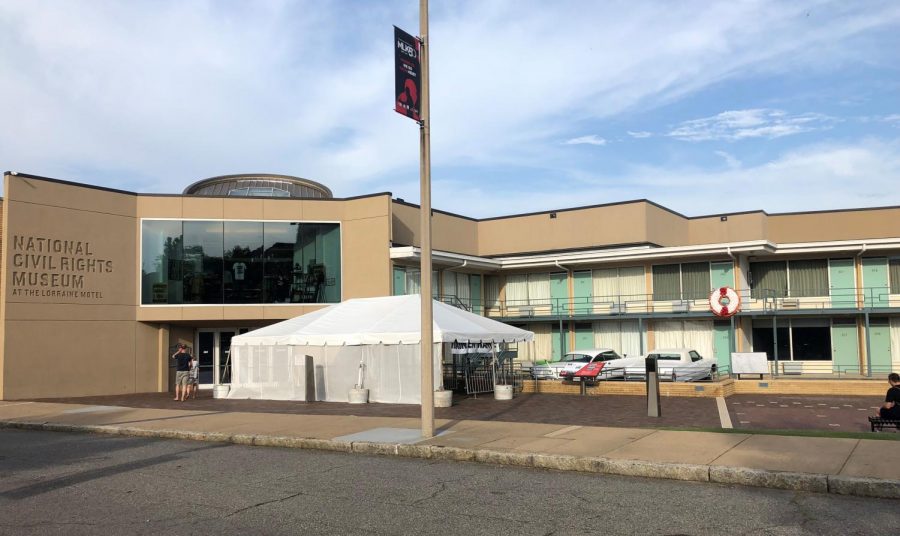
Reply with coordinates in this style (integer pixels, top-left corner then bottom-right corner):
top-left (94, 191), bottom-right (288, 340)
top-left (1, 170), bottom-right (900, 400)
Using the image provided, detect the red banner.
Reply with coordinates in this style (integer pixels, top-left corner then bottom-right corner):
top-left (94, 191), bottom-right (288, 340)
top-left (394, 26), bottom-right (420, 121)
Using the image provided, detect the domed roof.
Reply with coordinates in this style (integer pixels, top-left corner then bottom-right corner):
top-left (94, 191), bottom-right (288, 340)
top-left (183, 173), bottom-right (333, 199)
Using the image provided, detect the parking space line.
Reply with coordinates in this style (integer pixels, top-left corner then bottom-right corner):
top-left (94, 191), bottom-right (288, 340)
top-left (716, 397), bottom-right (733, 429)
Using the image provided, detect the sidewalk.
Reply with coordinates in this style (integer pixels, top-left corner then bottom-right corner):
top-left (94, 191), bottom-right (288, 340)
top-left (1, 399), bottom-right (898, 500)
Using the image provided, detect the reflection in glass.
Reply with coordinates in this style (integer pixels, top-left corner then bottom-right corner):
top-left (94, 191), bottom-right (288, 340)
top-left (183, 221), bottom-right (224, 304)
top-left (140, 220), bottom-right (341, 304)
top-left (224, 221), bottom-right (263, 303)
top-left (141, 220), bottom-right (183, 304)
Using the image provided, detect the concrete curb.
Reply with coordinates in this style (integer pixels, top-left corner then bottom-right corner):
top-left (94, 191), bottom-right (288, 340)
top-left (2, 420), bottom-right (898, 500)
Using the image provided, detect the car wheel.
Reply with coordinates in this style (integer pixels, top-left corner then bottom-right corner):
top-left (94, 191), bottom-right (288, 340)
top-left (671, 370), bottom-right (677, 382)
top-left (707, 366), bottom-right (716, 380)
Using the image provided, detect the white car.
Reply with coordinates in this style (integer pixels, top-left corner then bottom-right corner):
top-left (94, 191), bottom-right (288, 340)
top-left (615, 348), bottom-right (717, 381)
top-left (531, 348), bottom-right (623, 380)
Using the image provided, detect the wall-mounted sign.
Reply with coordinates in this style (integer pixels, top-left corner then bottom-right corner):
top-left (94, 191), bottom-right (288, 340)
top-left (9, 235), bottom-right (115, 300)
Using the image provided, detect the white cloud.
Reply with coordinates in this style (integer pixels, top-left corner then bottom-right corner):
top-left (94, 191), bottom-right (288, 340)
top-left (563, 135), bottom-right (607, 146)
top-left (882, 114), bottom-right (900, 125)
top-left (668, 109), bottom-right (836, 141)
top-left (714, 150), bottom-right (742, 169)
top-left (627, 131), bottom-right (653, 138)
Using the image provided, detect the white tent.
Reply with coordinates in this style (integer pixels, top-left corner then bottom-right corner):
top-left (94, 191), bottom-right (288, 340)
top-left (226, 294), bottom-right (533, 404)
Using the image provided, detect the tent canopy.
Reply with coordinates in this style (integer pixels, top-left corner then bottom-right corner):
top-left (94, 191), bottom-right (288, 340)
top-left (230, 294), bottom-right (533, 347)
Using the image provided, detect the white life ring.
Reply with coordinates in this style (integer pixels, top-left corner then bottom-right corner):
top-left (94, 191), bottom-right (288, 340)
top-left (709, 286), bottom-right (740, 318)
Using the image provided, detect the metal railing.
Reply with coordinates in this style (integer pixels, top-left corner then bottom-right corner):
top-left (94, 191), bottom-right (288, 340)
top-left (483, 287), bottom-right (896, 319)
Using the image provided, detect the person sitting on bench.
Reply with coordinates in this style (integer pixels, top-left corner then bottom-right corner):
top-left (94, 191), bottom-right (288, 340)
top-left (876, 372), bottom-right (900, 420)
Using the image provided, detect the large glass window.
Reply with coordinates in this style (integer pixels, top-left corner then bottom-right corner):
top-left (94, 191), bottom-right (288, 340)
top-left (141, 220), bottom-right (183, 304)
top-left (183, 221), bottom-right (224, 304)
top-left (224, 221), bottom-right (263, 303)
top-left (140, 220), bottom-right (341, 305)
top-left (890, 258), bottom-right (900, 294)
top-left (681, 262), bottom-right (711, 300)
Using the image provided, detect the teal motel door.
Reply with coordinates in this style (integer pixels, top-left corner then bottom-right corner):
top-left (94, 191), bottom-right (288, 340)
top-left (713, 321), bottom-right (732, 371)
top-left (862, 258), bottom-right (889, 307)
top-left (573, 271), bottom-right (592, 315)
top-left (829, 259), bottom-right (856, 308)
top-left (469, 274), bottom-right (482, 315)
top-left (832, 319), bottom-right (860, 374)
top-left (574, 323), bottom-right (594, 350)
top-left (868, 318), bottom-right (892, 375)
top-left (392, 266), bottom-right (406, 296)
top-left (550, 272), bottom-right (568, 315)
top-left (710, 262), bottom-right (734, 290)
top-left (551, 323), bottom-right (569, 360)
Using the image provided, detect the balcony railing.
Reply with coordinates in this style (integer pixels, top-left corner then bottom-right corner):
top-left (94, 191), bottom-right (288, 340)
top-left (483, 287), bottom-right (895, 319)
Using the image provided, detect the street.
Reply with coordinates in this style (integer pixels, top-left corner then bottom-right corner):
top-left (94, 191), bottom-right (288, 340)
top-left (0, 429), bottom-right (897, 535)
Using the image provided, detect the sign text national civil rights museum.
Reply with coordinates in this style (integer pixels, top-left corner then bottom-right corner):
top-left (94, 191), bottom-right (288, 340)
top-left (9, 235), bottom-right (114, 299)
top-left (394, 26), bottom-right (421, 121)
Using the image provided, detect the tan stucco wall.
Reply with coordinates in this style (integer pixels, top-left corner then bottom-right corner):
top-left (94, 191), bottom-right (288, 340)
top-left (476, 202), bottom-right (650, 256)
top-left (768, 207), bottom-right (900, 243)
top-left (393, 200), bottom-right (900, 256)
top-left (1, 175), bottom-right (142, 398)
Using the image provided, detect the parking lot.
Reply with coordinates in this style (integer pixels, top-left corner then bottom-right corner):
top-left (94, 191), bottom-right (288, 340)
top-left (32, 390), bottom-right (890, 434)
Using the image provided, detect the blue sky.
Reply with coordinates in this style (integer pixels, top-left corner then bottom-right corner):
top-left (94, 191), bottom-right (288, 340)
top-left (1, 1), bottom-right (898, 217)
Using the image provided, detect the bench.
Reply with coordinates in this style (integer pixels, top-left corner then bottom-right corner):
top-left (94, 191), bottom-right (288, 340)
top-left (868, 416), bottom-right (900, 432)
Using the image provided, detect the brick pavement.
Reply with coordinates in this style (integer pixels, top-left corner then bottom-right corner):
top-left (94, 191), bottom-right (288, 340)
top-left (37, 392), bottom-right (723, 429)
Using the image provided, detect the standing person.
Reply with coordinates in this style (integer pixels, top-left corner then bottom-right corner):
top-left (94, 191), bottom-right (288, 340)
top-left (877, 372), bottom-right (900, 419)
top-left (172, 343), bottom-right (192, 402)
top-left (189, 355), bottom-right (200, 399)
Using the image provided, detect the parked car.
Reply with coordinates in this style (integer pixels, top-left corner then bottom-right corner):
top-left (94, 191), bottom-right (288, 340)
top-left (615, 348), bottom-right (717, 381)
top-left (531, 348), bottom-right (623, 380)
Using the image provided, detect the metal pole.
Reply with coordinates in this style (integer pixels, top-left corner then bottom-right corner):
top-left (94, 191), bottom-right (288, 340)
top-left (638, 317), bottom-right (644, 355)
top-left (419, 0), bottom-right (434, 438)
top-left (864, 312), bottom-right (872, 378)
top-left (729, 315), bottom-right (735, 374)
top-left (772, 314), bottom-right (779, 377)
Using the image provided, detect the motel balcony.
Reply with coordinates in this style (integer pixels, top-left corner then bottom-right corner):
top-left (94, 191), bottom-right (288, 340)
top-left (480, 287), bottom-right (897, 320)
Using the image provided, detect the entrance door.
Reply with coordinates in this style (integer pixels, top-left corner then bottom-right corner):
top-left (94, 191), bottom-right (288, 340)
top-left (713, 321), bottom-right (732, 370)
top-left (829, 259), bottom-right (856, 308)
top-left (574, 323), bottom-right (593, 350)
top-left (551, 323), bottom-right (569, 359)
top-left (550, 272), bottom-right (568, 315)
top-left (831, 319), bottom-right (860, 374)
top-left (862, 258), bottom-right (889, 307)
top-left (710, 262), bottom-right (734, 290)
top-left (573, 271), bottom-right (592, 315)
top-left (196, 328), bottom-right (243, 388)
top-left (868, 319), bottom-right (892, 375)
top-left (197, 331), bottom-right (215, 387)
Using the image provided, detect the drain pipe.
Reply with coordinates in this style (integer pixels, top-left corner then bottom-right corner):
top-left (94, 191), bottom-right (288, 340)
top-left (856, 244), bottom-right (870, 376)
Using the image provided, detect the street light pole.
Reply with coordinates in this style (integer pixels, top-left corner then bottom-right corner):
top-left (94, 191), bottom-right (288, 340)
top-left (419, 0), bottom-right (435, 438)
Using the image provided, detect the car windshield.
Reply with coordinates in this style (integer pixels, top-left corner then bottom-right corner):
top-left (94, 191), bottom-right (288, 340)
top-left (649, 353), bottom-right (681, 360)
top-left (551, 353), bottom-right (593, 363)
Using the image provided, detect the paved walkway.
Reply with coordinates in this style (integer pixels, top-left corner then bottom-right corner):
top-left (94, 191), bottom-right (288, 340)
top-left (1, 398), bottom-right (898, 499)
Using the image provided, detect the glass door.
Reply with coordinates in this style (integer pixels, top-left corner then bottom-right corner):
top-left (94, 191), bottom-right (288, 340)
top-left (219, 331), bottom-right (236, 384)
top-left (197, 331), bottom-right (215, 387)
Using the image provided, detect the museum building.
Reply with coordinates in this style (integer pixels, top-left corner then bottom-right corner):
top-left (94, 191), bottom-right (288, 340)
top-left (1, 170), bottom-right (899, 400)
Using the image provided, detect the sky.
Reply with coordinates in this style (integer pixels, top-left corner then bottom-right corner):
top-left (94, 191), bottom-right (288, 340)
top-left (1, 0), bottom-right (899, 218)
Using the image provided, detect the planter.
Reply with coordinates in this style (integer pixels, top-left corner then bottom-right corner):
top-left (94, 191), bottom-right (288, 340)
top-left (494, 384), bottom-right (514, 400)
top-left (434, 389), bottom-right (453, 407)
top-left (348, 388), bottom-right (369, 404)
top-left (212, 385), bottom-right (231, 399)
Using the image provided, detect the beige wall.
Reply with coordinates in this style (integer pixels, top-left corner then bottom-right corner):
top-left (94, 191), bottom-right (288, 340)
top-left (1, 175), bottom-right (142, 398)
top-left (393, 200), bottom-right (900, 256)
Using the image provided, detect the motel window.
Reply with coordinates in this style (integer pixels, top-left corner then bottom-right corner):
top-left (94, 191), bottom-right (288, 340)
top-left (651, 263), bottom-right (710, 301)
top-left (141, 220), bottom-right (341, 305)
top-left (787, 260), bottom-right (828, 297)
top-left (890, 259), bottom-right (900, 294)
top-left (750, 261), bottom-right (787, 299)
top-left (751, 318), bottom-right (831, 361)
top-left (751, 320), bottom-right (790, 361)
top-left (652, 264), bottom-right (681, 301)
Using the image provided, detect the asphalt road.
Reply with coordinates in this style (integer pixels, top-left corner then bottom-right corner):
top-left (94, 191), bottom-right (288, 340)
top-left (0, 430), bottom-right (897, 535)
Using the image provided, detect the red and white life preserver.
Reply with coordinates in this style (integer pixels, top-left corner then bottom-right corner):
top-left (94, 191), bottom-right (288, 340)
top-left (709, 286), bottom-right (740, 317)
